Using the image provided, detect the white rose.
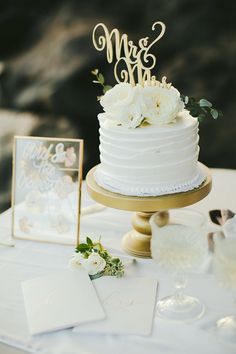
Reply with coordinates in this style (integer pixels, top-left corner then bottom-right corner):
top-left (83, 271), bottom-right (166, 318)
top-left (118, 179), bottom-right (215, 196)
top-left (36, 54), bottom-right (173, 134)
top-left (100, 83), bottom-right (143, 128)
top-left (69, 252), bottom-right (85, 270)
top-left (83, 253), bottom-right (106, 276)
top-left (141, 85), bottom-right (184, 124)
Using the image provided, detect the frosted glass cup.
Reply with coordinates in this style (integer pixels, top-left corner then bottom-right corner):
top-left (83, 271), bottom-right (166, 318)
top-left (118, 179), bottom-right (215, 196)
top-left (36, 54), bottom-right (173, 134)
top-left (150, 209), bottom-right (208, 322)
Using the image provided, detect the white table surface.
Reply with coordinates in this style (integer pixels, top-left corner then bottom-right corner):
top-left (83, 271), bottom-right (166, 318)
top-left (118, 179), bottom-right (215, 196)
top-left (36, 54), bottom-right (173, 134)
top-left (0, 168), bottom-right (235, 354)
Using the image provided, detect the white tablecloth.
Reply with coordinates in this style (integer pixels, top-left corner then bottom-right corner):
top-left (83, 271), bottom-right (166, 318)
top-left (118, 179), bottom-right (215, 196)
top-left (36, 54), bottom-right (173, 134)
top-left (0, 169), bottom-right (236, 354)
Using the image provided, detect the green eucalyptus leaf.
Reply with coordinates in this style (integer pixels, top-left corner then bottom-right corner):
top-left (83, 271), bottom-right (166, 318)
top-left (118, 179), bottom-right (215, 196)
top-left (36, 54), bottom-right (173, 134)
top-left (83, 251), bottom-right (90, 258)
top-left (198, 113), bottom-right (205, 122)
top-left (98, 73), bottom-right (105, 84)
top-left (93, 242), bottom-right (103, 251)
top-left (86, 237), bottom-right (93, 246)
top-left (103, 85), bottom-right (112, 94)
top-left (188, 97), bottom-right (196, 106)
top-left (180, 92), bottom-right (222, 121)
top-left (76, 243), bottom-right (90, 252)
top-left (199, 106), bottom-right (208, 113)
top-left (190, 108), bottom-right (200, 117)
top-left (210, 109), bottom-right (219, 119)
top-left (199, 99), bottom-right (212, 108)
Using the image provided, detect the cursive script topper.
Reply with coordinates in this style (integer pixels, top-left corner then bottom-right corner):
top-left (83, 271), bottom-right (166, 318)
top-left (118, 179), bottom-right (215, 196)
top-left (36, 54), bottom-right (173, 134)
top-left (92, 21), bottom-right (166, 86)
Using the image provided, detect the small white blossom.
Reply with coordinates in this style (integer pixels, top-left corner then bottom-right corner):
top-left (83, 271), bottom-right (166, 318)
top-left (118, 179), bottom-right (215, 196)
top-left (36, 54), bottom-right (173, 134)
top-left (83, 253), bottom-right (106, 275)
top-left (69, 253), bottom-right (85, 269)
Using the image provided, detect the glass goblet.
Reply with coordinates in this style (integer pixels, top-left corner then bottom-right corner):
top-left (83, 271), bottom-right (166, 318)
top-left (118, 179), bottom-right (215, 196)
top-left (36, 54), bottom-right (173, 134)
top-left (213, 236), bottom-right (236, 342)
top-left (150, 209), bottom-right (208, 322)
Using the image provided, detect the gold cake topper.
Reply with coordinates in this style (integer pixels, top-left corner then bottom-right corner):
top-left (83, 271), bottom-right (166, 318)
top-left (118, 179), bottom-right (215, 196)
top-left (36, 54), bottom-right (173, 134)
top-left (92, 22), bottom-right (166, 86)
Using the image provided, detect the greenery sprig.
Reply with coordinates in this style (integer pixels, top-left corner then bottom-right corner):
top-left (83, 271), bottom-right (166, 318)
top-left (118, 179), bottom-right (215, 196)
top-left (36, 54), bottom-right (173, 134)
top-left (91, 69), bottom-right (112, 95)
top-left (76, 237), bottom-right (124, 278)
top-left (181, 95), bottom-right (223, 122)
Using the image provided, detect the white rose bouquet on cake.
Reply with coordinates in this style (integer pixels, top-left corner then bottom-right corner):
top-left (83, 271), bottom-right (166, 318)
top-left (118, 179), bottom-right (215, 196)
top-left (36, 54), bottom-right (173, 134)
top-left (99, 81), bottom-right (184, 128)
top-left (92, 69), bottom-right (222, 128)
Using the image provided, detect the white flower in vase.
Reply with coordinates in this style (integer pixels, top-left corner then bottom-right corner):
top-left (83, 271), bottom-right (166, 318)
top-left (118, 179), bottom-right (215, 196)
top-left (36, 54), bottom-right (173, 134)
top-left (83, 253), bottom-right (106, 276)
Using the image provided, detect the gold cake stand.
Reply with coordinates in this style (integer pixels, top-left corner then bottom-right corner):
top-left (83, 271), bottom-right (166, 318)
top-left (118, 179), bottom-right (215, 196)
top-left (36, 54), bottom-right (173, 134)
top-left (86, 164), bottom-right (212, 258)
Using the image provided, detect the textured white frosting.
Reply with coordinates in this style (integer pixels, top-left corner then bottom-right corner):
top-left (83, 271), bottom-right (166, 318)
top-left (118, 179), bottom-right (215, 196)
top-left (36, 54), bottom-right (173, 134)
top-left (95, 110), bottom-right (206, 196)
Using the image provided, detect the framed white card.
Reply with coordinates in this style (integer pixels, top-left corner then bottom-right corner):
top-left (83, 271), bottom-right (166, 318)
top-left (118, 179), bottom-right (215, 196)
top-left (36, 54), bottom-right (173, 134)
top-left (12, 136), bottom-right (83, 245)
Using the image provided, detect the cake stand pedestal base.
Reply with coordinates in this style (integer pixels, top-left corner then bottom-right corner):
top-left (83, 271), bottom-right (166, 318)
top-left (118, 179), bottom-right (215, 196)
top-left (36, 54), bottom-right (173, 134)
top-left (86, 164), bottom-right (212, 258)
top-left (122, 211), bottom-right (169, 257)
top-left (122, 229), bottom-right (151, 258)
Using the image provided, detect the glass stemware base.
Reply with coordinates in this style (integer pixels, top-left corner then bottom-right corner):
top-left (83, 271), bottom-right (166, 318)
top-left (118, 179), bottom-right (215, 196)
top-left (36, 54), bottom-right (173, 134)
top-left (156, 293), bottom-right (205, 322)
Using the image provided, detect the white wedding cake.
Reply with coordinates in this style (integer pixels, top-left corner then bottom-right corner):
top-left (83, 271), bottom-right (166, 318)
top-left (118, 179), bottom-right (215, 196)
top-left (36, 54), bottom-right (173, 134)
top-left (94, 84), bottom-right (205, 196)
top-left (95, 115), bottom-right (205, 196)
top-left (91, 22), bottom-right (212, 197)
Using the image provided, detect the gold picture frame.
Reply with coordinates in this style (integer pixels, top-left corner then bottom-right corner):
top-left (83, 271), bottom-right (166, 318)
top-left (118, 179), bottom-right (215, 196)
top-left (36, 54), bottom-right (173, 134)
top-left (11, 136), bottom-right (83, 246)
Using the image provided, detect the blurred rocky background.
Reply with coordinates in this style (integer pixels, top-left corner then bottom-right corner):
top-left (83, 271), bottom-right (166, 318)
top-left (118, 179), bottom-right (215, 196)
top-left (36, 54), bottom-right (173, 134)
top-left (0, 0), bottom-right (235, 211)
